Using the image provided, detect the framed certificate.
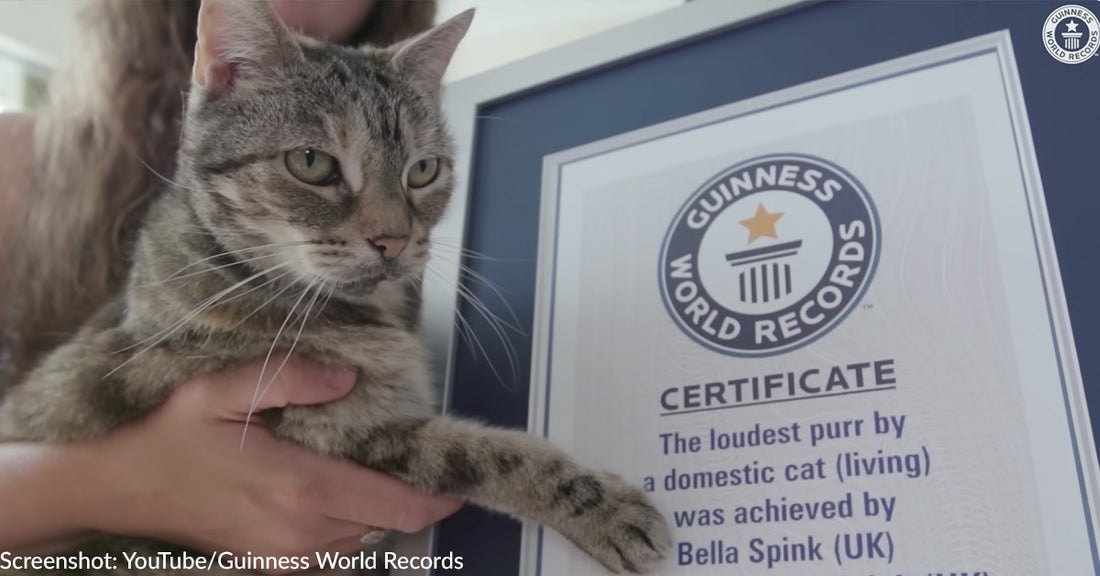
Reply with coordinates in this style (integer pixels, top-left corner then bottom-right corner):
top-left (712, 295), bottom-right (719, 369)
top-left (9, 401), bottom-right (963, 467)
top-left (429, 1), bottom-right (1100, 574)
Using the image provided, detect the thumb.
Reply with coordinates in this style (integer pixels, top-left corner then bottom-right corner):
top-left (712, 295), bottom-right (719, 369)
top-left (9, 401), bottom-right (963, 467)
top-left (199, 352), bottom-right (358, 417)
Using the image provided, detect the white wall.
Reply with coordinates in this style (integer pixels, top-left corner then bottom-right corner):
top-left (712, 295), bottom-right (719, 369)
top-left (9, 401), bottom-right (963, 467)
top-left (437, 0), bottom-right (683, 81)
top-left (0, 0), bottom-right (85, 67)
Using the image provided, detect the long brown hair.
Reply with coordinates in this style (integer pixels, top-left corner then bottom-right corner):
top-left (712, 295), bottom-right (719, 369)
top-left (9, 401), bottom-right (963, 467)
top-left (1, 0), bottom-right (436, 385)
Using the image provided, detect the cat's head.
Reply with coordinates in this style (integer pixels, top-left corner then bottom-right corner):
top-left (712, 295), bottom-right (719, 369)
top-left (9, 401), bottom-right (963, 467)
top-left (178, 0), bottom-right (472, 298)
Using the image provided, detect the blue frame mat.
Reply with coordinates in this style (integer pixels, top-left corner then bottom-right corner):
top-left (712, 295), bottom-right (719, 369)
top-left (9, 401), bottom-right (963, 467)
top-left (436, 2), bottom-right (1100, 572)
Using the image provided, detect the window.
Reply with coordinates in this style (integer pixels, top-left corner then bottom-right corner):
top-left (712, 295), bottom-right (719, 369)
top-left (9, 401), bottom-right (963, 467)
top-left (0, 41), bottom-right (50, 112)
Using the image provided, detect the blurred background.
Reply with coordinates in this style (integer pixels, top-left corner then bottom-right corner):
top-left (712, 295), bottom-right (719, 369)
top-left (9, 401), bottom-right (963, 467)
top-left (0, 0), bottom-right (684, 112)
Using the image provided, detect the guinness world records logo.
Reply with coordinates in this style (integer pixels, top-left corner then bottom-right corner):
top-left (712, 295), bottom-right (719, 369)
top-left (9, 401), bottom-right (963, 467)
top-left (658, 154), bottom-right (880, 357)
top-left (1043, 4), bottom-right (1100, 63)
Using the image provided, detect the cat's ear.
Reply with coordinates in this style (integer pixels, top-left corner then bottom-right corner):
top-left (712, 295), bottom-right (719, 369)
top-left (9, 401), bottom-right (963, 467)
top-left (192, 0), bottom-right (298, 94)
top-left (389, 9), bottom-right (474, 97)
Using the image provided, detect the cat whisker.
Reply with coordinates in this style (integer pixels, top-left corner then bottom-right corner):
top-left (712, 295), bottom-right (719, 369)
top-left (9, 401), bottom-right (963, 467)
top-left (450, 299), bottom-right (482, 374)
top-left (411, 274), bottom-right (473, 355)
top-left (105, 263), bottom-right (291, 379)
top-left (429, 240), bottom-right (513, 262)
top-left (422, 267), bottom-right (486, 379)
top-left (315, 282), bottom-right (338, 319)
top-left (453, 278), bottom-right (521, 386)
top-left (250, 280), bottom-right (325, 416)
top-left (207, 267), bottom-right (297, 314)
top-left (455, 263), bottom-right (523, 333)
top-left (216, 268), bottom-right (299, 322)
top-left (162, 240), bottom-right (314, 281)
top-left (143, 251), bottom-right (284, 286)
top-left (115, 265), bottom-right (294, 356)
top-left (241, 277), bottom-right (321, 448)
top-left (138, 157), bottom-right (210, 195)
top-left (177, 227), bottom-right (256, 238)
top-left (427, 249), bottom-right (527, 378)
top-left (423, 264), bottom-right (519, 387)
top-left (229, 272), bottom-right (302, 330)
top-left (112, 263), bottom-right (288, 356)
top-left (428, 254), bottom-right (525, 336)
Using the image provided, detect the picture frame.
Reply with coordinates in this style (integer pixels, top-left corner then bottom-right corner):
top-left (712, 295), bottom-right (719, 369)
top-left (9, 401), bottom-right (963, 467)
top-left (430, 1), bottom-right (1100, 573)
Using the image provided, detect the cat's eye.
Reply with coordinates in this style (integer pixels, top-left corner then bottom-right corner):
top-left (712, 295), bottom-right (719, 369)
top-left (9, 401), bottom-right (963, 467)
top-left (406, 157), bottom-right (439, 189)
top-left (285, 148), bottom-right (341, 186)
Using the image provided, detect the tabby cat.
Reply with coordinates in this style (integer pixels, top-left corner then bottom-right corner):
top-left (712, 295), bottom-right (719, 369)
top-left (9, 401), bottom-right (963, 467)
top-left (0, 0), bottom-right (670, 574)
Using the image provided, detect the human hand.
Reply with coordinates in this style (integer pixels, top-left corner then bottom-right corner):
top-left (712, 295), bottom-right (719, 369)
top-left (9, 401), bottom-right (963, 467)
top-left (81, 353), bottom-right (462, 563)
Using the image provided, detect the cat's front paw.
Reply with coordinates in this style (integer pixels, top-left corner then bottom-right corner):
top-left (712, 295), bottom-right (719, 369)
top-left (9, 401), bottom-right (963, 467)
top-left (556, 473), bottom-right (671, 573)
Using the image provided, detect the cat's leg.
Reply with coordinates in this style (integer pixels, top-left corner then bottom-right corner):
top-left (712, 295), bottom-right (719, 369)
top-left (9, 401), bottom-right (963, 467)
top-left (351, 417), bottom-right (671, 574)
top-left (0, 325), bottom-right (165, 442)
top-left (0, 322), bottom-right (220, 442)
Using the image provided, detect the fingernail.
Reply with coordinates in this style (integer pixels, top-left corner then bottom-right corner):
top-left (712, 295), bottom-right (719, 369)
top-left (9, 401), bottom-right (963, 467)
top-left (324, 365), bottom-right (357, 390)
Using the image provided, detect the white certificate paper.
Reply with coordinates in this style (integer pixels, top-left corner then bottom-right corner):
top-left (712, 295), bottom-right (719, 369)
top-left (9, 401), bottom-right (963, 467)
top-left (524, 33), bottom-right (1100, 576)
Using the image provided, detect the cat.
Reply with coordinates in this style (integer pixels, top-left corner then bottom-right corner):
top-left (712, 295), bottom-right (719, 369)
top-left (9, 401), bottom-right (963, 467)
top-left (0, 1), bottom-right (671, 574)
top-left (0, 0), bottom-right (436, 389)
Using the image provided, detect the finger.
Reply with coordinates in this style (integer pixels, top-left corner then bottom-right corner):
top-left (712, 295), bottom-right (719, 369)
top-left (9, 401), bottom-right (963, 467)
top-left (315, 460), bottom-right (463, 533)
top-left (194, 353), bottom-right (357, 417)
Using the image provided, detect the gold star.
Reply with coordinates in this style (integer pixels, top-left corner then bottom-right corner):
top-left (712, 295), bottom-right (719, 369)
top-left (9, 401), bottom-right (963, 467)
top-left (740, 203), bottom-right (784, 244)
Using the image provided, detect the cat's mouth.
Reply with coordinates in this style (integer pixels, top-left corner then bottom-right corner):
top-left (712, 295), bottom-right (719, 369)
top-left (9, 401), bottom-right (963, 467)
top-left (301, 244), bottom-right (406, 281)
top-left (311, 257), bottom-right (417, 297)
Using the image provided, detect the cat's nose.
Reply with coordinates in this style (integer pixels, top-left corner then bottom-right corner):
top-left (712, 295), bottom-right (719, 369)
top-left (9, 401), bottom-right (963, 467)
top-left (367, 235), bottom-right (409, 261)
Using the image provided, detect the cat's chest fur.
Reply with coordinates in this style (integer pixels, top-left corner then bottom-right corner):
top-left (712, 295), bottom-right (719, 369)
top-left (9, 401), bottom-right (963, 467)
top-left (0, 195), bottom-right (434, 448)
top-left (125, 217), bottom-right (438, 457)
top-left (258, 329), bottom-right (435, 456)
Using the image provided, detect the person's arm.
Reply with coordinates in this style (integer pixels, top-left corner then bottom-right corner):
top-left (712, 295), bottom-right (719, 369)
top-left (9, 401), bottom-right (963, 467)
top-left (0, 354), bottom-right (462, 557)
top-left (0, 442), bottom-right (96, 554)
